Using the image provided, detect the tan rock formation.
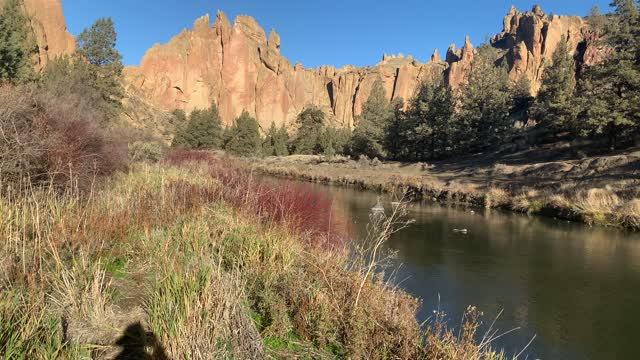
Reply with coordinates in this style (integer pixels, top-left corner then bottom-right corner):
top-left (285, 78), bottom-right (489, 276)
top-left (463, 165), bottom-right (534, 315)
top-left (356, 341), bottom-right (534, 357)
top-left (125, 5), bottom-right (599, 129)
top-left (491, 5), bottom-right (588, 93)
top-left (0, 0), bottom-right (76, 68)
top-left (124, 12), bottom-right (444, 129)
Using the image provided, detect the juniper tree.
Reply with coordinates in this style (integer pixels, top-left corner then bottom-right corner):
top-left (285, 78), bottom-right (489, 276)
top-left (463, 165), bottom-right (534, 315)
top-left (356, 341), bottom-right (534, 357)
top-left (225, 111), bottom-right (262, 156)
top-left (456, 45), bottom-right (513, 153)
top-left (293, 105), bottom-right (325, 155)
top-left (273, 124), bottom-right (290, 156)
top-left (574, 0), bottom-right (640, 147)
top-left (511, 76), bottom-right (534, 124)
top-left (533, 39), bottom-right (577, 133)
top-left (0, 0), bottom-right (35, 83)
top-left (76, 18), bottom-right (124, 119)
top-left (172, 105), bottom-right (223, 149)
top-left (263, 122), bottom-right (289, 156)
top-left (383, 97), bottom-right (407, 160)
top-left (350, 79), bottom-right (392, 159)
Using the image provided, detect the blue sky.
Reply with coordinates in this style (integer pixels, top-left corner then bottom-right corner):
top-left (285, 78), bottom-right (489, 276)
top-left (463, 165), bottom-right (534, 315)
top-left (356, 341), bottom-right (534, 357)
top-left (60, 0), bottom-right (611, 68)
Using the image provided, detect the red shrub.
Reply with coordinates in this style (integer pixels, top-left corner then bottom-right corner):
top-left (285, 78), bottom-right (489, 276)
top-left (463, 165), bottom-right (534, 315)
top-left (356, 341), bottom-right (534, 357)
top-left (38, 111), bottom-right (127, 190)
top-left (162, 152), bottom-right (346, 248)
top-left (163, 149), bottom-right (217, 166)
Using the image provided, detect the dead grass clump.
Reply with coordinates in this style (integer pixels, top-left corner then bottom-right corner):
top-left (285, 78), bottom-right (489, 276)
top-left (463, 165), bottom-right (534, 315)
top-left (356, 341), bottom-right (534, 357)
top-left (485, 187), bottom-right (511, 209)
top-left (573, 188), bottom-right (621, 225)
top-left (618, 199), bottom-right (640, 229)
top-left (425, 307), bottom-right (507, 360)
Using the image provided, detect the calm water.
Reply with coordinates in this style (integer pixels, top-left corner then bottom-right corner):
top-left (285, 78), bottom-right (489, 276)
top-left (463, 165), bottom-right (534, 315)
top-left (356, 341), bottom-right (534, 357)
top-left (302, 181), bottom-right (640, 360)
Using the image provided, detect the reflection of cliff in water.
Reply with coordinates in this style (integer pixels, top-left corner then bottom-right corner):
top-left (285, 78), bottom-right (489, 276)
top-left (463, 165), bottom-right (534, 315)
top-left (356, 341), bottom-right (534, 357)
top-left (305, 180), bottom-right (640, 360)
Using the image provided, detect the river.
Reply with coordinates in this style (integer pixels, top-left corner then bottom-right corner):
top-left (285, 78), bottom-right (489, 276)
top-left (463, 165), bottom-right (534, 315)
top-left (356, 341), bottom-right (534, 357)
top-left (297, 180), bottom-right (640, 360)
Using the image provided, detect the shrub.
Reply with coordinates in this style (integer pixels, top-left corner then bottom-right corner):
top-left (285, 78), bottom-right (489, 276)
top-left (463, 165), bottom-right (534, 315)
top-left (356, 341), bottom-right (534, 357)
top-left (0, 85), bottom-right (128, 192)
top-left (128, 141), bottom-right (164, 163)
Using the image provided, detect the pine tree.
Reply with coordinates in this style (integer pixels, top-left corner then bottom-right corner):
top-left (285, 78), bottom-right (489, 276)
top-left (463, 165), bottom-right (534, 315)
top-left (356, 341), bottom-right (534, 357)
top-left (76, 18), bottom-right (124, 119)
top-left (171, 109), bottom-right (191, 148)
top-left (171, 105), bottom-right (223, 149)
top-left (262, 122), bottom-right (277, 156)
top-left (456, 45), bottom-right (513, 153)
top-left (274, 125), bottom-right (290, 156)
top-left (293, 105), bottom-right (325, 155)
top-left (225, 111), bottom-right (262, 156)
top-left (383, 97), bottom-right (407, 160)
top-left (575, 0), bottom-right (639, 147)
top-left (350, 79), bottom-right (392, 159)
top-left (511, 76), bottom-right (534, 124)
top-left (533, 39), bottom-right (577, 132)
top-left (0, 0), bottom-right (36, 83)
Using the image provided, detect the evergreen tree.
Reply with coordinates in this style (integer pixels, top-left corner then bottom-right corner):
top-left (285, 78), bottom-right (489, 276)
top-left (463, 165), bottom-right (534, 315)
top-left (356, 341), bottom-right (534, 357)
top-left (293, 105), bottom-right (325, 155)
top-left (262, 122), bottom-right (278, 156)
top-left (511, 76), bottom-right (534, 124)
top-left (456, 45), bottom-right (513, 153)
top-left (171, 105), bottom-right (223, 149)
top-left (533, 39), bottom-right (577, 132)
top-left (262, 122), bottom-right (289, 156)
top-left (225, 111), bottom-right (262, 156)
top-left (588, 5), bottom-right (608, 34)
top-left (274, 125), bottom-right (290, 156)
top-left (171, 109), bottom-right (190, 148)
top-left (0, 0), bottom-right (35, 83)
top-left (350, 79), bottom-right (392, 158)
top-left (404, 81), bottom-right (455, 160)
top-left (76, 18), bottom-right (124, 119)
top-left (383, 98), bottom-right (407, 160)
top-left (575, 0), bottom-right (639, 147)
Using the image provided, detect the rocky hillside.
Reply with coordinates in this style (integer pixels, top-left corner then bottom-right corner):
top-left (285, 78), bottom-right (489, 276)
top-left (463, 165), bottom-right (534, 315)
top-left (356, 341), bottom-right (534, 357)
top-left (0, 0), bottom-right (75, 69)
top-left (123, 5), bottom-right (604, 129)
top-left (18, 2), bottom-right (604, 130)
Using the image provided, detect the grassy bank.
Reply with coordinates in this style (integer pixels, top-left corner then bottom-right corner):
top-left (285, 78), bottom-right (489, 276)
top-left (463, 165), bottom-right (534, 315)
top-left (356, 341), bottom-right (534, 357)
top-left (246, 155), bottom-right (640, 231)
top-left (0, 153), bottom-right (510, 359)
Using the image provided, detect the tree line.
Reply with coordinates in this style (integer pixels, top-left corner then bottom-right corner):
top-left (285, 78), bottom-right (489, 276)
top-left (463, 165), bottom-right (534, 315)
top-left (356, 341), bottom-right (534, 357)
top-left (175, 1), bottom-right (638, 161)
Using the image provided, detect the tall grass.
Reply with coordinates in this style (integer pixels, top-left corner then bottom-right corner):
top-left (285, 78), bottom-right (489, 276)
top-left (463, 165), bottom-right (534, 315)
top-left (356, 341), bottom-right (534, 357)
top-left (0, 152), bottom-right (514, 359)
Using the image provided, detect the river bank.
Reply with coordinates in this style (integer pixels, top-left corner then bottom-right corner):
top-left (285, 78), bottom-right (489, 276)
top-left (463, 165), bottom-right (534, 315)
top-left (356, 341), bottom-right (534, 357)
top-left (0, 153), bottom-right (509, 359)
top-left (244, 150), bottom-right (640, 231)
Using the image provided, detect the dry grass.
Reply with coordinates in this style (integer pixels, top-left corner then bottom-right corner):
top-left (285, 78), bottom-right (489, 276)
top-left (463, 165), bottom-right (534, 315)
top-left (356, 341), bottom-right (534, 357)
top-left (0, 155), bottom-right (515, 359)
top-left (248, 156), bottom-right (640, 231)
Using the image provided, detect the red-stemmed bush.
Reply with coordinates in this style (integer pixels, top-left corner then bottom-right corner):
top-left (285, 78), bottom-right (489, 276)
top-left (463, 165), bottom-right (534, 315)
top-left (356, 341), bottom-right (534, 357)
top-left (162, 150), bottom-right (346, 248)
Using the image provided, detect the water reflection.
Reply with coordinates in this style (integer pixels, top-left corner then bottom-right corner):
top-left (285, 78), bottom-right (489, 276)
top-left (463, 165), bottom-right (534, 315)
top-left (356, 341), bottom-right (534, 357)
top-left (319, 182), bottom-right (640, 360)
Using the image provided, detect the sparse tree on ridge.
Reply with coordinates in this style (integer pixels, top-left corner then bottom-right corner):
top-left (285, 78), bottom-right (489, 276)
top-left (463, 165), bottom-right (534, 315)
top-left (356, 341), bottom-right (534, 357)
top-left (76, 17), bottom-right (124, 119)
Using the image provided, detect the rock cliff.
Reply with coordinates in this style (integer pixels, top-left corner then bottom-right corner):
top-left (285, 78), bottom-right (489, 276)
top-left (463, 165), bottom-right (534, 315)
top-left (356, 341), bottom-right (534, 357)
top-left (123, 12), bottom-right (448, 129)
top-left (0, 0), bottom-right (76, 69)
top-left (122, 5), bottom-right (597, 129)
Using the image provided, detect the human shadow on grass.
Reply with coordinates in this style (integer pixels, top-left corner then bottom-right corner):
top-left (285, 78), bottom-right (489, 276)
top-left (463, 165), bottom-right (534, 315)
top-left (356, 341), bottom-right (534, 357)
top-left (113, 322), bottom-right (169, 360)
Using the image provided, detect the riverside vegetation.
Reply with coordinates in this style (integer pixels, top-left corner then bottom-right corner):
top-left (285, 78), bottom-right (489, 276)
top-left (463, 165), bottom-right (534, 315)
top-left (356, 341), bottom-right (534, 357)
top-left (1, 151), bottom-right (518, 359)
top-left (0, 3), bottom-right (516, 358)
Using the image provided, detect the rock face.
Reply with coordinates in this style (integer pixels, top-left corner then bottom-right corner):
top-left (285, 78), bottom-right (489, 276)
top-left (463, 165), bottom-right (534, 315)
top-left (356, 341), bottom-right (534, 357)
top-left (491, 5), bottom-right (589, 93)
top-left (0, 0), bottom-right (76, 69)
top-left (124, 12), bottom-right (447, 129)
top-left (125, 5), bottom-right (598, 129)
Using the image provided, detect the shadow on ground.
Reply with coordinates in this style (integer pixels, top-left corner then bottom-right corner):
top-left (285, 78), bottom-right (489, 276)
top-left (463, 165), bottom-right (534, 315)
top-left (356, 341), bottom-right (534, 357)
top-left (114, 322), bottom-right (169, 360)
